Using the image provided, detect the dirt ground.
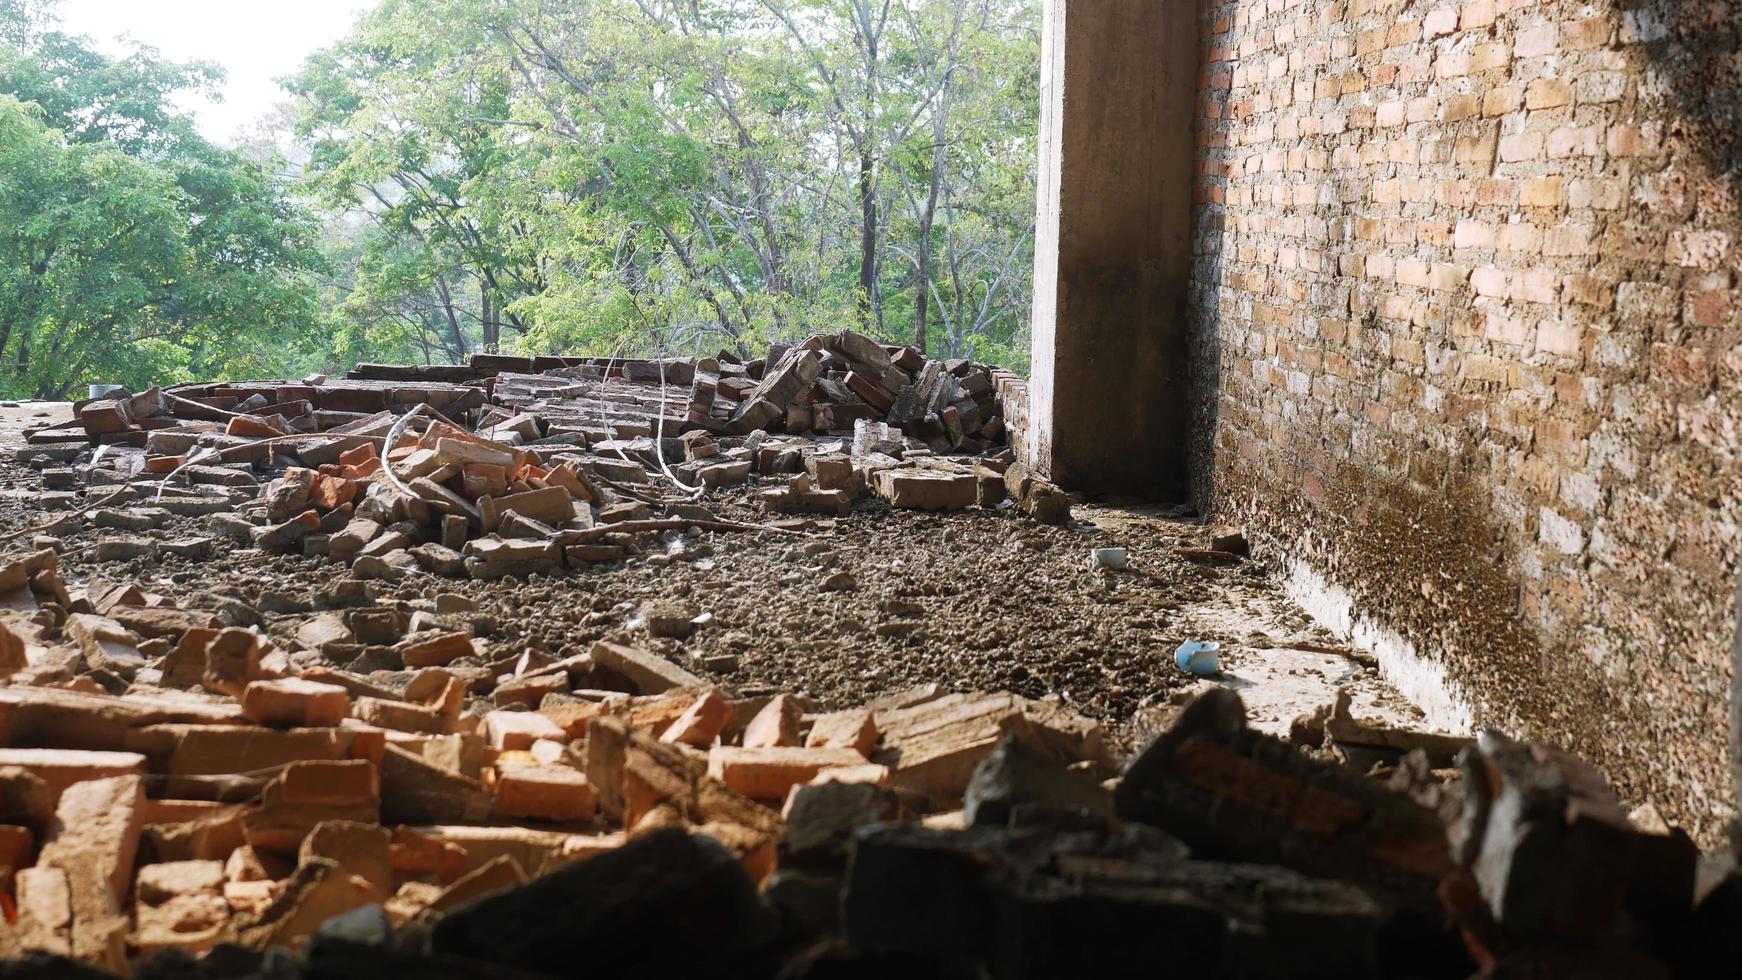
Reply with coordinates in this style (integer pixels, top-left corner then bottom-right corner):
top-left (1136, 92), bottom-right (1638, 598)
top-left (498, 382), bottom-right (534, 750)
top-left (0, 399), bottom-right (1428, 754)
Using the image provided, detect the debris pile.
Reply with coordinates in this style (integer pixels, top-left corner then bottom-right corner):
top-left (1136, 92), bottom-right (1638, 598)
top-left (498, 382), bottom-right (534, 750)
top-left (0, 538), bottom-right (1130, 973)
top-left (11, 332), bottom-right (1072, 579)
top-left (0, 554), bottom-right (1730, 980)
top-left (3, 335), bottom-right (1736, 977)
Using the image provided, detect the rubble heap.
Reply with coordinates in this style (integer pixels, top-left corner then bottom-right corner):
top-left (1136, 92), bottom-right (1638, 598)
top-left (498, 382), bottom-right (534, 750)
top-left (2, 334), bottom-right (1737, 977)
top-left (0, 536), bottom-right (1124, 974)
top-left (12, 332), bottom-right (1070, 578)
top-left (0, 545), bottom-right (1731, 980)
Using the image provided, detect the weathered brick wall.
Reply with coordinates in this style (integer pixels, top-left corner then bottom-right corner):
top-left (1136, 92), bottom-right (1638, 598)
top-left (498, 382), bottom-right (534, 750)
top-left (1190, 0), bottom-right (1742, 837)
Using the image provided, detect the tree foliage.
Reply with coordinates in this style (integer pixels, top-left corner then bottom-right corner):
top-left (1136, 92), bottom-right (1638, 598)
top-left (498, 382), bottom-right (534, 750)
top-left (294, 0), bottom-right (1039, 371)
top-left (0, 0), bottom-right (1038, 395)
top-left (0, 0), bottom-right (326, 398)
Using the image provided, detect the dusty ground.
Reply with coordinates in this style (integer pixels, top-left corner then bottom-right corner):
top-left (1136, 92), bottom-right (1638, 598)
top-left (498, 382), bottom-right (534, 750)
top-left (0, 400), bottom-right (1427, 753)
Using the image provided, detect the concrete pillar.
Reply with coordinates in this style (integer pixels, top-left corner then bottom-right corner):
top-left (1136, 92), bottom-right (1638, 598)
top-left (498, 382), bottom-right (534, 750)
top-left (1028, 0), bottom-right (1198, 498)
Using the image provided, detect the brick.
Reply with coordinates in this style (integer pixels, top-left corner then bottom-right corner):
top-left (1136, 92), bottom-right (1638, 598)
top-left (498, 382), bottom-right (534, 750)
top-left (1459, 0), bottom-right (1494, 29)
top-left (36, 774), bottom-right (143, 969)
top-left (707, 746), bottom-right (872, 800)
top-left (241, 678), bottom-right (350, 728)
top-left (806, 709), bottom-right (879, 757)
top-left (38, 774), bottom-right (144, 901)
top-left (1537, 320), bottom-right (1585, 356)
top-left (353, 696), bottom-right (450, 734)
top-left (132, 860), bottom-right (229, 954)
top-left (480, 486), bottom-right (576, 532)
top-left (660, 689), bottom-right (733, 748)
top-left (871, 469), bottom-right (979, 511)
top-left (1521, 176), bottom-right (1563, 208)
top-left (490, 763), bottom-right (596, 822)
top-left (1498, 132), bottom-right (1542, 162)
top-left (484, 710), bottom-right (568, 752)
top-left (131, 724), bottom-right (371, 777)
top-left (1514, 25), bottom-right (1559, 59)
top-left (1525, 77), bottom-right (1572, 109)
top-left (14, 866), bottom-right (73, 956)
top-left (589, 640), bottom-right (706, 695)
top-left (243, 759), bottom-right (379, 855)
top-left (400, 631), bottom-right (478, 668)
top-left (228, 857), bottom-right (375, 950)
top-left (1452, 220), bottom-right (1492, 249)
top-left (743, 695), bottom-right (803, 749)
top-left (201, 627), bottom-right (267, 697)
top-left (0, 749), bottom-right (146, 828)
top-left (1470, 267), bottom-right (1508, 297)
top-left (225, 414), bottom-right (286, 439)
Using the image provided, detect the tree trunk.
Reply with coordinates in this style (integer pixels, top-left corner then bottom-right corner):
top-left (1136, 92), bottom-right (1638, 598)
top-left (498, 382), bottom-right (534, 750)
top-left (435, 277), bottom-right (468, 361)
top-left (915, 67), bottom-right (953, 355)
top-left (481, 286), bottom-right (500, 350)
top-left (858, 146), bottom-right (877, 330)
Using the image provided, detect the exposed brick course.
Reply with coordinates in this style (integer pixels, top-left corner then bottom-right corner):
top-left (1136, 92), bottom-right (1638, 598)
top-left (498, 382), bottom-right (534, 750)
top-left (1190, 0), bottom-right (1741, 837)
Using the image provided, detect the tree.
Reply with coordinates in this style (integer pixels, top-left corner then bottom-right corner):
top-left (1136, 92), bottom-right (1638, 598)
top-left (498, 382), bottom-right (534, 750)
top-left (288, 0), bottom-right (1038, 371)
top-left (0, 0), bottom-right (325, 397)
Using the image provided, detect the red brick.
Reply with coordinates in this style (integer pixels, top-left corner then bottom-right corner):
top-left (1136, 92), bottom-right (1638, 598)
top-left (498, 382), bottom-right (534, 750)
top-left (241, 678), bottom-right (350, 728)
top-left (489, 763), bottom-right (595, 822)
top-left (706, 746), bottom-right (870, 800)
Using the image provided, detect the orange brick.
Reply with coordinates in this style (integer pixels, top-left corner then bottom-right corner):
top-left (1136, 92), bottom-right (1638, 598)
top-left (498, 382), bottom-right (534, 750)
top-left (389, 826), bottom-right (467, 882)
top-left (805, 709), bottom-right (878, 756)
top-left (338, 444), bottom-right (377, 468)
top-left (241, 678), bottom-right (350, 728)
top-left (483, 710), bottom-right (568, 751)
top-left (225, 415), bottom-right (285, 439)
top-left (277, 759), bottom-right (378, 806)
top-left (660, 689), bottom-right (732, 748)
top-left (309, 476), bottom-right (359, 512)
top-left (144, 455), bottom-right (186, 475)
top-left (342, 457), bottom-right (382, 479)
top-left (489, 763), bottom-right (595, 822)
top-left (540, 700), bottom-right (610, 740)
top-left (400, 632), bottom-right (476, 669)
top-left (743, 695), bottom-right (802, 749)
top-left (0, 749), bottom-right (148, 826)
top-left (706, 746), bottom-right (869, 800)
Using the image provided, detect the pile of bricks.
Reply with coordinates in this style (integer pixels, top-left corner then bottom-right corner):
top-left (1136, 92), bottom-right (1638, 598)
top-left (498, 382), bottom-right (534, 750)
top-left (27, 330), bottom-right (1012, 457)
top-left (0, 553), bottom-right (1729, 980)
top-left (0, 541), bottom-right (1125, 973)
top-left (13, 333), bottom-right (1071, 582)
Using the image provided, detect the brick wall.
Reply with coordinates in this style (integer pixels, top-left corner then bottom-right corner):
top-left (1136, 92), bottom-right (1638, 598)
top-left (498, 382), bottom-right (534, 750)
top-left (1190, 0), bottom-right (1742, 837)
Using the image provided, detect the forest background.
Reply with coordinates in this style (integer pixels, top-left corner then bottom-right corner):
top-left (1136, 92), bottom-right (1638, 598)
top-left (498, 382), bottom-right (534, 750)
top-left (0, 0), bottom-right (1039, 399)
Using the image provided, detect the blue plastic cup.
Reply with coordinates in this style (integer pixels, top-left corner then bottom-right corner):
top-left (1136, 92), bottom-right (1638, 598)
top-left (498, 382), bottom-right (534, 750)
top-left (1174, 640), bottom-right (1221, 676)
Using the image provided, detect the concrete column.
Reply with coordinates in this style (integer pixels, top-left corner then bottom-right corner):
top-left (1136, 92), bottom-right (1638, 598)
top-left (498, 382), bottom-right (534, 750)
top-left (1028, 0), bottom-right (1198, 498)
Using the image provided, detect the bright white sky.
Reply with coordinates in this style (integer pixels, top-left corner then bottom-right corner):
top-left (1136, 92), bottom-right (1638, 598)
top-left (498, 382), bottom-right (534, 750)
top-left (55, 0), bottom-right (376, 143)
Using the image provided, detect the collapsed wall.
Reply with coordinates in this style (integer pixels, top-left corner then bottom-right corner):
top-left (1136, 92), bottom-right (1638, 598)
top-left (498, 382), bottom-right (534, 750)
top-left (1189, 0), bottom-right (1742, 838)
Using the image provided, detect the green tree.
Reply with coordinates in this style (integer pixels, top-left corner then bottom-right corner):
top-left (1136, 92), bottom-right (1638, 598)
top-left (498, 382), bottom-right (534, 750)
top-left (291, 0), bottom-right (1039, 370)
top-left (0, 0), bottom-right (325, 397)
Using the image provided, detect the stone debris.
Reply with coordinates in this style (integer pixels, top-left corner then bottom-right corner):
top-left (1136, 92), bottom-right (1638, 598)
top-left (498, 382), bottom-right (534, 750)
top-left (0, 539), bottom-right (1721, 980)
top-left (4, 342), bottom-right (1732, 978)
top-left (0, 537), bottom-right (1727, 980)
top-left (13, 332), bottom-right (1072, 586)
